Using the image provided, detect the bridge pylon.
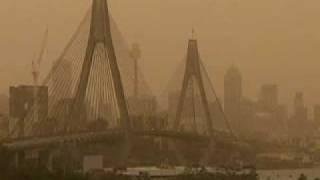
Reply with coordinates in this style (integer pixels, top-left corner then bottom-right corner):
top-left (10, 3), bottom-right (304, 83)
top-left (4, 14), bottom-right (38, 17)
top-left (172, 37), bottom-right (217, 166)
top-left (68, 0), bottom-right (132, 164)
top-left (174, 38), bottom-right (213, 135)
top-left (70, 0), bottom-right (131, 133)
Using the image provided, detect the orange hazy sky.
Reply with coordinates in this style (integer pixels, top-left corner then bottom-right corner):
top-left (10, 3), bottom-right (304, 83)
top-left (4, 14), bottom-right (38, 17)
top-left (1, 0), bottom-right (320, 110)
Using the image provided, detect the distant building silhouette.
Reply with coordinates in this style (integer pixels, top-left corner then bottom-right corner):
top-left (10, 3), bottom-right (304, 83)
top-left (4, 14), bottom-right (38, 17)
top-left (0, 94), bottom-right (9, 115)
top-left (259, 84), bottom-right (278, 112)
top-left (254, 84), bottom-right (287, 139)
top-left (224, 65), bottom-right (242, 134)
top-left (9, 85), bottom-right (48, 137)
top-left (0, 114), bottom-right (9, 138)
top-left (240, 97), bottom-right (258, 137)
top-left (127, 95), bottom-right (158, 130)
top-left (314, 104), bottom-right (320, 129)
top-left (289, 92), bottom-right (309, 138)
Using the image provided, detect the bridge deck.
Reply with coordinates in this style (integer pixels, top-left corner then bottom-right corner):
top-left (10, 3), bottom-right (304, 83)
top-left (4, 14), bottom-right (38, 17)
top-left (2, 130), bottom-right (224, 151)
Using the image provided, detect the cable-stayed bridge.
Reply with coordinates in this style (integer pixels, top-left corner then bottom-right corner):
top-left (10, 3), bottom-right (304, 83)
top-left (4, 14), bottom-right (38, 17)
top-left (1, 0), bottom-right (242, 168)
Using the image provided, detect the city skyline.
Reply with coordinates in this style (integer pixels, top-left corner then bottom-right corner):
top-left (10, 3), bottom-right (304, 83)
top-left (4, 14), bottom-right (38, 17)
top-left (1, 1), bottom-right (320, 178)
top-left (1, 0), bottom-right (320, 107)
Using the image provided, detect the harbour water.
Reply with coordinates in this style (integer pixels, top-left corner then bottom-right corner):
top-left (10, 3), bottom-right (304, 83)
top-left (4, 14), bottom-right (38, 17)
top-left (116, 167), bottom-right (320, 180)
top-left (259, 168), bottom-right (320, 180)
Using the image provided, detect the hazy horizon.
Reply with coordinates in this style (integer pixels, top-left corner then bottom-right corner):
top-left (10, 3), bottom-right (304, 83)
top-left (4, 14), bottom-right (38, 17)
top-left (1, 0), bottom-right (320, 111)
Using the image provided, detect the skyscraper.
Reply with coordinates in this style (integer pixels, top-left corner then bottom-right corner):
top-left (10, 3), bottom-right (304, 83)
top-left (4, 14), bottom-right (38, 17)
top-left (314, 105), bottom-right (320, 127)
top-left (256, 84), bottom-right (289, 139)
top-left (224, 65), bottom-right (242, 133)
top-left (290, 92), bottom-right (309, 138)
top-left (293, 92), bottom-right (308, 122)
top-left (259, 84), bottom-right (278, 112)
top-left (9, 85), bottom-right (48, 137)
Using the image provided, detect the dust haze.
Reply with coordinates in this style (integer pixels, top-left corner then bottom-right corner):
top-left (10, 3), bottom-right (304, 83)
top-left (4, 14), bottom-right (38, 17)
top-left (1, 0), bottom-right (320, 108)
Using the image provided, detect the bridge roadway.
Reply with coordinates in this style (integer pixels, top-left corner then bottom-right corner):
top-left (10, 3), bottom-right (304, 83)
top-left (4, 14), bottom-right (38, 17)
top-left (0, 129), bottom-right (234, 151)
top-left (1, 129), bottom-right (236, 151)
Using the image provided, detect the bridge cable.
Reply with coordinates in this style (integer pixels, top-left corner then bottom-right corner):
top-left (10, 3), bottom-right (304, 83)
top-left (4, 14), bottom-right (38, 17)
top-left (191, 78), bottom-right (198, 134)
top-left (199, 60), bottom-right (238, 140)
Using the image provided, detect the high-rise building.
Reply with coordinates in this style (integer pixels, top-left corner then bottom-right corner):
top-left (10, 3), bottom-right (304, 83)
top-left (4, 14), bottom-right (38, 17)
top-left (289, 92), bottom-right (309, 138)
top-left (224, 65), bottom-right (242, 133)
top-left (293, 92), bottom-right (307, 120)
top-left (128, 96), bottom-right (157, 117)
top-left (314, 105), bottom-right (320, 127)
top-left (259, 84), bottom-right (278, 112)
top-left (0, 94), bottom-right (9, 115)
top-left (240, 98), bottom-right (258, 136)
top-left (255, 84), bottom-right (290, 139)
top-left (0, 114), bottom-right (9, 138)
top-left (9, 85), bottom-right (48, 137)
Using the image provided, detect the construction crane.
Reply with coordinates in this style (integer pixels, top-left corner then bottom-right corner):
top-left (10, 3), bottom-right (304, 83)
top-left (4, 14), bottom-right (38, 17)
top-left (31, 27), bottom-right (48, 124)
top-left (32, 27), bottom-right (48, 86)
